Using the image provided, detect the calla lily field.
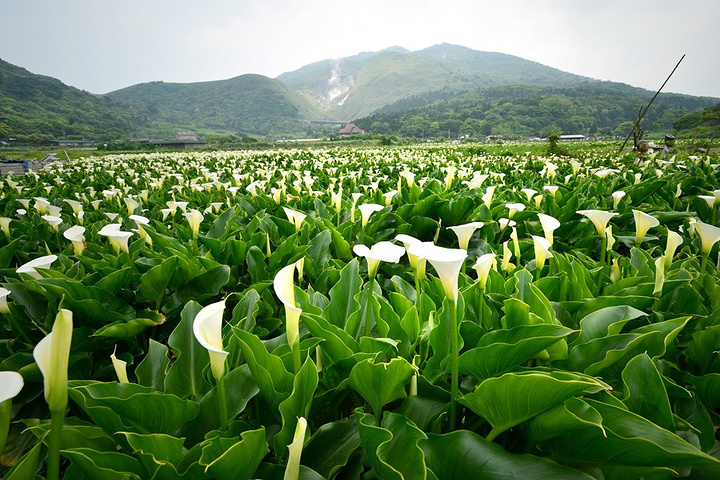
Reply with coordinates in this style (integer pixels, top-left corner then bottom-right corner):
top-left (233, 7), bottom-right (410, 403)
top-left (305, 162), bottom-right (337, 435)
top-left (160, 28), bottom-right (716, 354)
top-left (0, 144), bottom-right (719, 479)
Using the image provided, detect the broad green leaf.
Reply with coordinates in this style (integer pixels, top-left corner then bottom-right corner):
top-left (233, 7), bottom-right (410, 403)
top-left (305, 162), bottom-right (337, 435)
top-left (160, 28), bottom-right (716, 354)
top-left (687, 373), bottom-right (720, 409)
top-left (545, 399), bottom-right (720, 466)
top-left (459, 370), bottom-right (608, 439)
top-left (135, 339), bottom-right (170, 391)
top-left (686, 324), bottom-right (720, 373)
top-left (137, 255), bottom-right (179, 309)
top-left (246, 245), bottom-right (268, 283)
top-left (421, 430), bottom-right (593, 479)
top-left (356, 411), bottom-right (428, 480)
top-left (524, 397), bottom-right (605, 443)
top-left (458, 324), bottom-right (575, 380)
top-left (231, 288), bottom-right (262, 331)
top-left (24, 417), bottom-right (116, 453)
top-left (94, 266), bottom-right (131, 295)
top-left (323, 258), bottom-right (362, 328)
top-left (118, 431), bottom-right (185, 478)
top-left (575, 305), bottom-right (647, 343)
top-left (349, 357), bottom-right (415, 419)
top-left (164, 301), bottom-right (210, 399)
top-left (621, 353), bottom-right (674, 431)
top-left (2, 441), bottom-right (41, 480)
top-left (302, 418), bottom-right (361, 479)
top-left (302, 312), bottom-right (359, 364)
top-left (93, 309), bottom-right (166, 339)
top-left (274, 358), bottom-right (319, 457)
top-left (234, 328), bottom-right (294, 410)
top-left (70, 382), bottom-right (199, 436)
top-left (61, 448), bottom-right (145, 480)
top-left (38, 277), bottom-right (135, 324)
top-left (199, 428), bottom-right (268, 480)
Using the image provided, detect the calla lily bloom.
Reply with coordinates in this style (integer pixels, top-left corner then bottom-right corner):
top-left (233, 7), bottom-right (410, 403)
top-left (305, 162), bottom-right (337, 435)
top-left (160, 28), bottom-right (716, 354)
top-left (699, 195), bottom-right (715, 209)
top-left (17, 255), bottom-right (58, 279)
top-left (64, 199), bottom-right (83, 215)
top-left (577, 210), bottom-right (618, 239)
top-left (34, 309), bottom-right (73, 414)
top-left (473, 253), bottom-right (496, 289)
top-left (532, 235), bottom-right (553, 273)
top-left (653, 257), bottom-right (665, 296)
top-left (612, 191), bottom-right (626, 210)
top-left (482, 186), bottom-right (496, 208)
top-left (537, 213), bottom-right (560, 246)
top-left (448, 221), bottom-right (484, 251)
top-left (383, 190), bottom-right (398, 206)
top-left (99, 224), bottom-right (134, 254)
top-left (0, 217), bottom-right (11, 237)
top-left (184, 209), bottom-right (204, 237)
top-left (285, 417), bottom-right (308, 480)
top-left (350, 193), bottom-right (363, 222)
top-left (395, 234), bottom-right (426, 278)
top-left (505, 203), bottom-right (525, 219)
top-left (498, 218), bottom-right (516, 232)
top-left (0, 371), bottom-right (25, 454)
top-left (501, 240), bottom-right (514, 271)
top-left (129, 215), bottom-right (152, 246)
top-left (521, 188), bottom-right (537, 202)
top-left (358, 203), bottom-right (384, 228)
top-left (510, 226), bottom-right (521, 259)
top-left (283, 207), bottom-right (307, 231)
top-left (408, 242), bottom-right (467, 305)
top-left (694, 221), bottom-right (720, 256)
top-left (42, 215), bottom-right (63, 232)
top-left (274, 261), bottom-right (304, 372)
top-left (543, 185), bottom-right (559, 197)
top-left (125, 197), bottom-right (140, 215)
top-left (633, 210), bottom-right (660, 245)
top-left (63, 225), bottom-right (86, 255)
top-left (110, 348), bottom-right (129, 383)
top-left (353, 242), bottom-right (405, 278)
top-left (193, 300), bottom-right (229, 382)
top-left (606, 225), bottom-right (616, 251)
top-left (0, 288), bottom-right (10, 314)
top-left (664, 230), bottom-right (683, 267)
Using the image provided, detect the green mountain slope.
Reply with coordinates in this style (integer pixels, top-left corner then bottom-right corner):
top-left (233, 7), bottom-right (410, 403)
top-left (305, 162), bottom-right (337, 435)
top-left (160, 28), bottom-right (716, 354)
top-left (276, 43), bottom-right (593, 120)
top-left (354, 81), bottom-right (718, 139)
top-left (0, 58), bottom-right (134, 141)
top-left (105, 74), bottom-right (329, 137)
top-left (674, 102), bottom-right (720, 137)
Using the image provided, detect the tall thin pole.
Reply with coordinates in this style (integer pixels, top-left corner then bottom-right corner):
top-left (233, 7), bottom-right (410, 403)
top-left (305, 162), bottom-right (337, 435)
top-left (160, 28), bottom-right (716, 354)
top-left (619, 54), bottom-right (685, 152)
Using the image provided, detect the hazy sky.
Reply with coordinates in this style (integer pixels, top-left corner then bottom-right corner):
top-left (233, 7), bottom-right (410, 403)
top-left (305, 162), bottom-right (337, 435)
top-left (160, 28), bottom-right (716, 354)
top-left (2, 0), bottom-right (719, 98)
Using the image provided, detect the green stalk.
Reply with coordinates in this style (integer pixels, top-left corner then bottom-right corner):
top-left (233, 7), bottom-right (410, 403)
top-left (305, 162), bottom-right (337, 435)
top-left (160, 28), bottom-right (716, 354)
top-left (600, 235), bottom-right (607, 266)
top-left (217, 375), bottom-right (229, 430)
top-left (291, 337), bottom-right (302, 375)
top-left (700, 254), bottom-right (709, 274)
top-left (362, 277), bottom-right (375, 338)
top-left (449, 300), bottom-right (459, 431)
top-left (46, 410), bottom-right (64, 480)
top-left (0, 400), bottom-right (11, 455)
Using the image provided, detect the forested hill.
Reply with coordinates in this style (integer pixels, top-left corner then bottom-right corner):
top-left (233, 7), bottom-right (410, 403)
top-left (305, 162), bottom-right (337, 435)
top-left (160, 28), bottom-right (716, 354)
top-left (353, 81), bottom-right (719, 139)
top-left (0, 58), bottom-right (135, 141)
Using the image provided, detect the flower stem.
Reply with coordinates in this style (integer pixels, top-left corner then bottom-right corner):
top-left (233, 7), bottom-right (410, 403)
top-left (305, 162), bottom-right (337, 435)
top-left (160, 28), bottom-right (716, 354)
top-left (600, 235), bottom-right (607, 266)
top-left (449, 300), bottom-right (459, 431)
top-left (362, 277), bottom-right (375, 338)
top-left (217, 375), bottom-right (229, 430)
top-left (46, 410), bottom-right (64, 480)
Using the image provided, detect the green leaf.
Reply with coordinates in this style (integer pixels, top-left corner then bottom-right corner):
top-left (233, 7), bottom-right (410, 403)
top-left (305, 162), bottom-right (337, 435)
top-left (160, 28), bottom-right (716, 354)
top-left (164, 301), bottom-right (210, 399)
top-left (135, 339), bottom-right (170, 392)
top-left (544, 399), bottom-right (720, 466)
top-left (356, 411), bottom-right (428, 480)
top-left (234, 328), bottom-right (294, 409)
top-left (274, 358), bottom-right (319, 457)
top-left (575, 305), bottom-right (647, 343)
top-left (70, 382), bottom-right (199, 436)
top-left (3, 441), bottom-right (42, 480)
top-left (421, 430), bottom-right (593, 479)
top-left (621, 353), bottom-right (674, 431)
top-left (687, 373), bottom-right (720, 409)
top-left (302, 312), bottom-right (359, 364)
top-left (93, 309), bottom-right (166, 339)
top-left (322, 258), bottom-right (362, 329)
top-left (199, 428), bottom-right (268, 480)
top-left (349, 357), bottom-right (414, 419)
top-left (458, 324), bottom-right (575, 380)
top-left (459, 370), bottom-right (608, 439)
top-left (61, 448), bottom-right (145, 480)
top-left (117, 431), bottom-right (185, 478)
top-left (686, 324), bottom-right (720, 373)
top-left (246, 245), bottom-right (268, 283)
top-left (524, 397), bottom-right (605, 444)
top-left (138, 255), bottom-right (179, 309)
top-left (302, 418), bottom-right (361, 479)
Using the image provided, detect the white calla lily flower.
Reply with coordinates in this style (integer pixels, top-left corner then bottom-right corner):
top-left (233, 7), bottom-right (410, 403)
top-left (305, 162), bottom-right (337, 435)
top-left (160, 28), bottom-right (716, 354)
top-left (63, 225), bottom-right (86, 255)
top-left (473, 253), bottom-right (496, 289)
top-left (537, 213), bottom-right (560, 246)
top-left (664, 230), bottom-right (683, 267)
top-left (532, 235), bottom-right (553, 273)
top-left (192, 300), bottom-right (229, 382)
top-left (184, 209), bottom-right (204, 237)
top-left (694, 221), bottom-right (720, 256)
top-left (17, 255), bottom-right (58, 279)
top-left (358, 203), bottom-right (384, 228)
top-left (354, 241), bottom-right (405, 278)
top-left (0, 287), bottom-right (10, 314)
top-left (577, 210), bottom-right (618, 238)
top-left (448, 221), bottom-right (484, 251)
top-left (408, 242), bottom-right (467, 305)
top-left (33, 309), bottom-right (73, 414)
top-left (633, 210), bottom-right (660, 245)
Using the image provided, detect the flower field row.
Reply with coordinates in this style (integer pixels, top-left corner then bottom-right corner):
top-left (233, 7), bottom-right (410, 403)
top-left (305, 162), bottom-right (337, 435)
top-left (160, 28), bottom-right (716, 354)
top-left (1, 145), bottom-right (719, 479)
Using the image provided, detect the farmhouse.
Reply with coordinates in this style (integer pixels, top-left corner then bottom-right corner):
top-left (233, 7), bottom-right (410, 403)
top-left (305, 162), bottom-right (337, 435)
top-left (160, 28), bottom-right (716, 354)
top-left (338, 123), bottom-right (365, 136)
top-left (558, 134), bottom-right (585, 141)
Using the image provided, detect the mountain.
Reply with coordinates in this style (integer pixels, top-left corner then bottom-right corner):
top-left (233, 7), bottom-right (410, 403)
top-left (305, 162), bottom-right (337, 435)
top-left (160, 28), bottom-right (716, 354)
top-left (353, 81), bottom-right (718, 139)
top-left (0, 58), bottom-right (134, 141)
top-left (2, 44), bottom-right (719, 142)
top-left (277, 43), bottom-right (591, 120)
top-left (104, 74), bottom-right (329, 137)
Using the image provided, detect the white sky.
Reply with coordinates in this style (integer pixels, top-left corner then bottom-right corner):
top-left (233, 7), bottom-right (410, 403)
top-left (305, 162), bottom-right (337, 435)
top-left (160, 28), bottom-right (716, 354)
top-left (2, 0), bottom-right (719, 98)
